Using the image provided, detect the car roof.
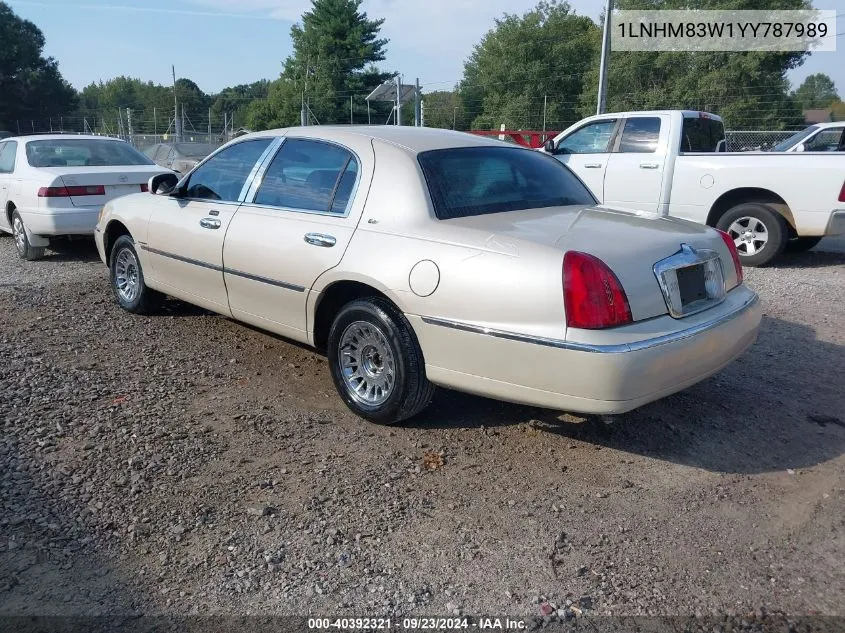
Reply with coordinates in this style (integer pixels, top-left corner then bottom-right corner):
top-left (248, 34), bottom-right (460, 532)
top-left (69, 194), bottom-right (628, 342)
top-left (812, 121), bottom-right (844, 129)
top-left (6, 134), bottom-right (131, 144)
top-left (238, 125), bottom-right (507, 154)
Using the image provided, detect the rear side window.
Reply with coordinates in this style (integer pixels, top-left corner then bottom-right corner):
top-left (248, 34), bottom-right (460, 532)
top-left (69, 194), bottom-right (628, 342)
top-left (254, 138), bottom-right (358, 214)
top-left (805, 128), bottom-right (844, 151)
top-left (25, 139), bottom-right (154, 167)
top-left (184, 138), bottom-right (272, 202)
top-left (0, 141), bottom-right (16, 173)
top-left (681, 116), bottom-right (726, 153)
top-left (618, 118), bottom-right (661, 153)
top-left (418, 147), bottom-right (596, 220)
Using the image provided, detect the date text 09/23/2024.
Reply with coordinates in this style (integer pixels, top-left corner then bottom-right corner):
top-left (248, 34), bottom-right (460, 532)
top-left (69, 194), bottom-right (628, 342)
top-left (307, 618), bottom-right (528, 630)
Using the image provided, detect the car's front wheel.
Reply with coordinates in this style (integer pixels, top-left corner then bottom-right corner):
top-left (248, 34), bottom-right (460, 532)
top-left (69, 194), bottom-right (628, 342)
top-left (327, 297), bottom-right (435, 425)
top-left (12, 211), bottom-right (45, 261)
top-left (110, 235), bottom-right (162, 314)
top-left (716, 203), bottom-right (788, 267)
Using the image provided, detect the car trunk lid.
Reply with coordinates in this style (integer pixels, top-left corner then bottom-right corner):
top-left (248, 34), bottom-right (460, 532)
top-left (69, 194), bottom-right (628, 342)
top-left (443, 205), bottom-right (730, 321)
top-left (40, 166), bottom-right (166, 207)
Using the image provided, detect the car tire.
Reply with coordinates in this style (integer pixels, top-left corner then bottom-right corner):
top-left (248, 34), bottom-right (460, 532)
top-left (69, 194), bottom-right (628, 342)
top-left (327, 297), bottom-right (435, 425)
top-left (109, 235), bottom-right (163, 314)
top-left (785, 236), bottom-right (823, 253)
top-left (716, 203), bottom-right (788, 267)
top-left (11, 210), bottom-right (46, 261)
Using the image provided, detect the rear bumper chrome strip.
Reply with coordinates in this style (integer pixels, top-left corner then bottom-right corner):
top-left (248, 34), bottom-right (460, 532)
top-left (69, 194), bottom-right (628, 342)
top-left (420, 292), bottom-right (759, 354)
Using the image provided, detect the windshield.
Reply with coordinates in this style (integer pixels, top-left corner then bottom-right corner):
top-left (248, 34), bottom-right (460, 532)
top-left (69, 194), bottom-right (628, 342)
top-left (770, 126), bottom-right (819, 152)
top-left (418, 146), bottom-right (596, 220)
top-left (175, 143), bottom-right (218, 159)
top-left (26, 139), bottom-right (154, 167)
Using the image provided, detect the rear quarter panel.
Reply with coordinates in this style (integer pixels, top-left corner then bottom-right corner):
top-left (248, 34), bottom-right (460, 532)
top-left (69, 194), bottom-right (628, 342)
top-left (669, 153), bottom-right (845, 234)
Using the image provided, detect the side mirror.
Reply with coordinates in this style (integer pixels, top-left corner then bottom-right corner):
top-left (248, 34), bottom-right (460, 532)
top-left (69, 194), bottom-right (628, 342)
top-left (794, 142), bottom-right (806, 152)
top-left (543, 139), bottom-right (556, 154)
top-left (148, 173), bottom-right (179, 195)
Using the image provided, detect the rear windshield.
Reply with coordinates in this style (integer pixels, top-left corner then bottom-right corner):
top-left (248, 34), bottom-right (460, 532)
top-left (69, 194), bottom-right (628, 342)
top-left (26, 139), bottom-right (154, 167)
top-left (680, 116), bottom-right (726, 153)
top-left (418, 146), bottom-right (596, 220)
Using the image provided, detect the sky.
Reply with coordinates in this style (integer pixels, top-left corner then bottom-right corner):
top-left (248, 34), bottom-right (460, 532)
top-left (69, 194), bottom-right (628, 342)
top-left (6, 0), bottom-right (844, 99)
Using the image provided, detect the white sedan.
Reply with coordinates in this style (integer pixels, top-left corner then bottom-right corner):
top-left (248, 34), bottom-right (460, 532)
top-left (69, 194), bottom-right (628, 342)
top-left (95, 126), bottom-right (761, 425)
top-left (0, 134), bottom-right (171, 260)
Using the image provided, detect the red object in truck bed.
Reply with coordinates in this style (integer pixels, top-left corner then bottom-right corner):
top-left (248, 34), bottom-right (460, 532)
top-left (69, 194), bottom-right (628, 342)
top-left (469, 130), bottom-right (559, 149)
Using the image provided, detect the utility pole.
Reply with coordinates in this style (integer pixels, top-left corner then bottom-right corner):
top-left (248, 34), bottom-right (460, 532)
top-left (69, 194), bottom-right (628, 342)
top-left (224, 112), bottom-right (228, 140)
top-left (301, 56), bottom-right (309, 126)
top-left (420, 100), bottom-right (425, 127)
top-left (208, 107), bottom-right (212, 138)
top-left (414, 78), bottom-right (421, 127)
top-left (453, 107), bottom-right (457, 130)
top-left (172, 65), bottom-right (180, 141)
top-left (596, 0), bottom-right (613, 115)
top-left (154, 107), bottom-right (157, 136)
top-left (395, 75), bottom-right (402, 126)
top-left (126, 108), bottom-right (133, 143)
top-left (350, 96), bottom-right (353, 125)
top-left (542, 95), bottom-right (548, 135)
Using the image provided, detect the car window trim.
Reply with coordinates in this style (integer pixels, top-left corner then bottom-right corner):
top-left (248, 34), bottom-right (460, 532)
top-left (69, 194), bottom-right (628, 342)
top-left (176, 137), bottom-right (280, 204)
top-left (243, 136), bottom-right (362, 218)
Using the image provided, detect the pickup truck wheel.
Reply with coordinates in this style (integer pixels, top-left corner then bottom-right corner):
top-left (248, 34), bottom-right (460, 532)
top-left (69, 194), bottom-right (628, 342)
top-left (716, 203), bottom-right (787, 267)
top-left (328, 297), bottom-right (435, 425)
top-left (785, 236), bottom-right (822, 253)
top-left (12, 211), bottom-right (46, 261)
top-left (109, 235), bottom-right (163, 314)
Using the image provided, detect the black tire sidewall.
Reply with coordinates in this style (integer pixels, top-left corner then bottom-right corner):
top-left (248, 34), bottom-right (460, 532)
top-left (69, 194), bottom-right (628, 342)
top-left (110, 236), bottom-right (149, 313)
top-left (716, 203), bottom-right (787, 267)
top-left (327, 300), bottom-right (420, 425)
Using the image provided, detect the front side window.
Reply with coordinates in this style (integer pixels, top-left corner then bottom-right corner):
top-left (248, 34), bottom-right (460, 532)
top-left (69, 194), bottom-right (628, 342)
top-left (618, 117), bottom-right (661, 153)
top-left (254, 138), bottom-right (358, 214)
top-left (183, 139), bottom-right (272, 202)
top-left (0, 141), bottom-right (16, 173)
top-left (419, 146), bottom-right (596, 220)
top-left (25, 139), bottom-right (153, 167)
top-left (557, 120), bottom-right (617, 154)
top-left (804, 128), bottom-right (844, 151)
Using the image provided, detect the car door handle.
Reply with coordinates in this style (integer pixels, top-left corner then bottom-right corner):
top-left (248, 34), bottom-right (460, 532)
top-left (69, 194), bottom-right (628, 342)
top-left (199, 218), bottom-right (221, 229)
top-left (583, 163), bottom-right (603, 168)
top-left (304, 233), bottom-right (336, 247)
top-left (640, 163), bottom-right (660, 169)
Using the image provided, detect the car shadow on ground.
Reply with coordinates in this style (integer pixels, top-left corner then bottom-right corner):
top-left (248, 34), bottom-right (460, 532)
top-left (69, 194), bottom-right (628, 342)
top-left (408, 315), bottom-right (845, 475)
top-left (41, 237), bottom-right (102, 263)
top-left (772, 249), bottom-right (845, 269)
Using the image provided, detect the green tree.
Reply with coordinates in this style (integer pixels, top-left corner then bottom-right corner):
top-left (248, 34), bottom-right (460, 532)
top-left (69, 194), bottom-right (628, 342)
top-left (460, 1), bottom-right (600, 131)
top-left (420, 89), bottom-right (467, 130)
top-left (792, 73), bottom-right (839, 110)
top-left (577, 0), bottom-right (811, 129)
top-left (255, 0), bottom-right (392, 128)
top-left (211, 80), bottom-right (271, 130)
top-left (0, 1), bottom-right (76, 130)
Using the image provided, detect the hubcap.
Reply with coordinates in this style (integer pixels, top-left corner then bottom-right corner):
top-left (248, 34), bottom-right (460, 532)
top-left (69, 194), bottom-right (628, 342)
top-left (12, 217), bottom-right (26, 254)
top-left (114, 248), bottom-right (141, 303)
top-left (338, 320), bottom-right (396, 407)
top-left (727, 216), bottom-right (769, 256)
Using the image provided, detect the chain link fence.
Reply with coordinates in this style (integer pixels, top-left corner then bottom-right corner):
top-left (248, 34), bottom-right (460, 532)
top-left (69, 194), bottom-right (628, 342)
top-left (724, 130), bottom-right (799, 152)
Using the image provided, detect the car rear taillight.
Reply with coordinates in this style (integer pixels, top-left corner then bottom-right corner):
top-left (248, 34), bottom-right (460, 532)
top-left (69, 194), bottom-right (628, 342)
top-left (716, 229), bottom-right (744, 285)
top-left (838, 180), bottom-right (845, 202)
top-left (38, 185), bottom-right (106, 197)
top-left (563, 251), bottom-right (632, 330)
top-left (140, 183), bottom-right (149, 192)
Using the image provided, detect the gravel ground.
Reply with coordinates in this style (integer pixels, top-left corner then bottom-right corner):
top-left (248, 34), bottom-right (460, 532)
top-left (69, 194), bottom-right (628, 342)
top-left (0, 234), bottom-right (843, 624)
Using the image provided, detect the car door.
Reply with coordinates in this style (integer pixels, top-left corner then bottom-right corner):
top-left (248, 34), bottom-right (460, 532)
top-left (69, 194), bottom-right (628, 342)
top-left (143, 137), bottom-right (276, 314)
top-left (0, 142), bottom-right (11, 231)
top-left (223, 136), bottom-right (373, 342)
top-left (549, 118), bottom-right (619, 201)
top-left (602, 115), bottom-right (668, 213)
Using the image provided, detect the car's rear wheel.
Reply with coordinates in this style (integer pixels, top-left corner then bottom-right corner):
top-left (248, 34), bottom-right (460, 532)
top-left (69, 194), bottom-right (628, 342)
top-left (716, 203), bottom-right (787, 267)
top-left (785, 236), bottom-right (823, 253)
top-left (110, 235), bottom-right (162, 314)
top-left (12, 211), bottom-right (45, 261)
top-left (327, 297), bottom-right (435, 425)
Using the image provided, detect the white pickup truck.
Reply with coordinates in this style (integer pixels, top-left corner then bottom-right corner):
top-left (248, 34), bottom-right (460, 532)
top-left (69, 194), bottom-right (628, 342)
top-left (541, 110), bottom-right (845, 266)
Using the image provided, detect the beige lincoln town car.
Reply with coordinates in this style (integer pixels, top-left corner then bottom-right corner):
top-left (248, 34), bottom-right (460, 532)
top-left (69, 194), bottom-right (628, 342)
top-left (94, 126), bottom-right (762, 424)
